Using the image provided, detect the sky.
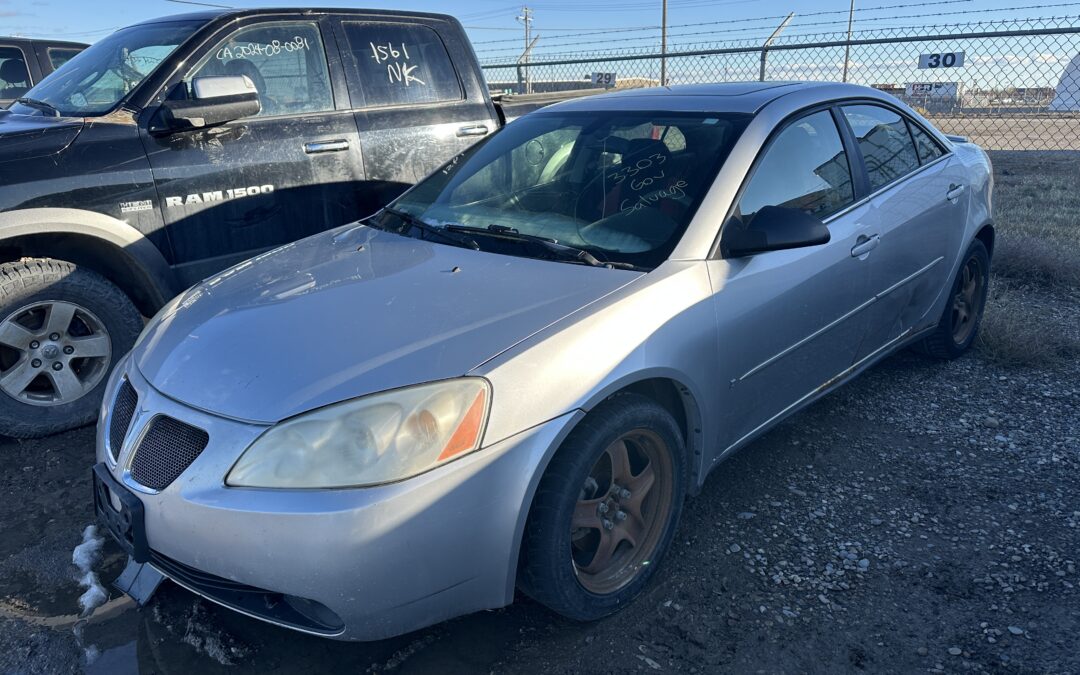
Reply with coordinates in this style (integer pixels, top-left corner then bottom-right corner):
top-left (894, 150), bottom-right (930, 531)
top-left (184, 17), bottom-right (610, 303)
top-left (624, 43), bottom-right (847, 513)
top-left (3, 0), bottom-right (1077, 54)
top-left (3, 0), bottom-right (1077, 88)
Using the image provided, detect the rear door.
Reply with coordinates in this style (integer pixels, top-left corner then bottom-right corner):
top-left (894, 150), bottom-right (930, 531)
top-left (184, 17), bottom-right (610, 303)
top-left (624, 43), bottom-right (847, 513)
top-left (141, 15), bottom-right (366, 285)
top-left (838, 103), bottom-right (965, 361)
top-left (331, 16), bottom-right (499, 216)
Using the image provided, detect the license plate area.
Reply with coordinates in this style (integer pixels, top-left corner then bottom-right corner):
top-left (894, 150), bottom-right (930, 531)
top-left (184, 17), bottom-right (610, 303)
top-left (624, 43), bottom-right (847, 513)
top-left (92, 463), bottom-right (149, 563)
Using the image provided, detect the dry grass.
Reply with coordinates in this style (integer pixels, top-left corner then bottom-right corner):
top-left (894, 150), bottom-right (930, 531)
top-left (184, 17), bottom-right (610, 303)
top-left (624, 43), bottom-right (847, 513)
top-left (974, 152), bottom-right (1080, 367)
top-left (989, 152), bottom-right (1080, 288)
top-left (976, 283), bottom-right (1080, 367)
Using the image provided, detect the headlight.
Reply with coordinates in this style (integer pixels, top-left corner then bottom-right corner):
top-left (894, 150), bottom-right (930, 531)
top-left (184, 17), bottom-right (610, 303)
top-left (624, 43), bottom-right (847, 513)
top-left (226, 378), bottom-right (490, 488)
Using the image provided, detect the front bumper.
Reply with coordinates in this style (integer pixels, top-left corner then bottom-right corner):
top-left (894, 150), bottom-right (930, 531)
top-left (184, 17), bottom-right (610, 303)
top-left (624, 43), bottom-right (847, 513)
top-left (96, 359), bottom-right (578, 641)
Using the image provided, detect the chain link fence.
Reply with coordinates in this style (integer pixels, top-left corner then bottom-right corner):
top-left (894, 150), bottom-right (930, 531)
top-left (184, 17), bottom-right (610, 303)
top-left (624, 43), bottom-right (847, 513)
top-left (480, 17), bottom-right (1080, 150)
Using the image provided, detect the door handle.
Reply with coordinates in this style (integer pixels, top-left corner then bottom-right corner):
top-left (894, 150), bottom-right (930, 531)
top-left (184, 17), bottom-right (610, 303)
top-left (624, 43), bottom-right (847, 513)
top-left (304, 139), bottom-right (350, 154)
top-left (946, 183), bottom-right (966, 201)
top-left (456, 125), bottom-right (490, 138)
top-left (851, 234), bottom-right (880, 258)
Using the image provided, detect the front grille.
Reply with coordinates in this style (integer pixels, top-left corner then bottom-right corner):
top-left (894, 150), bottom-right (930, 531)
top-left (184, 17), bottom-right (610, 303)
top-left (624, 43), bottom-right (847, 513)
top-left (108, 380), bottom-right (138, 461)
top-left (129, 416), bottom-right (209, 490)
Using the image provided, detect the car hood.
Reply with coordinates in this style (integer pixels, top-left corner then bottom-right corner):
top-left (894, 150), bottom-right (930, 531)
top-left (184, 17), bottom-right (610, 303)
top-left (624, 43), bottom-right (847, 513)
top-left (134, 225), bottom-right (642, 423)
top-left (0, 110), bottom-right (83, 164)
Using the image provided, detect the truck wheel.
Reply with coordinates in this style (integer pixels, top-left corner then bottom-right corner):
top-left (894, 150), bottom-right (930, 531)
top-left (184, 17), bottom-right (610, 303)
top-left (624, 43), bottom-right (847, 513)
top-left (519, 394), bottom-right (687, 620)
top-left (0, 258), bottom-right (142, 438)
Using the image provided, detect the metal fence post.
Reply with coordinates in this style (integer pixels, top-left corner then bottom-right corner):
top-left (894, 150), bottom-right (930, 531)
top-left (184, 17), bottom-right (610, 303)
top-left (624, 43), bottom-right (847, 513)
top-left (760, 13), bottom-right (794, 82)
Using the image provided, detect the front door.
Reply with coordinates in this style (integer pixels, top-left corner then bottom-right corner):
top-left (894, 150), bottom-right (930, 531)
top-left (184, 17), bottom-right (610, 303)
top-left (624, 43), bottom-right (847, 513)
top-left (708, 108), bottom-right (874, 454)
top-left (838, 104), bottom-right (965, 361)
top-left (141, 17), bottom-right (365, 285)
top-left (332, 17), bottom-right (499, 216)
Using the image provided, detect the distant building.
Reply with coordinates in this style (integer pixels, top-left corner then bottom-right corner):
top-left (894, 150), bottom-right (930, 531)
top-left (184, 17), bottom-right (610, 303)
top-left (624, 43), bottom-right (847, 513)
top-left (488, 76), bottom-right (660, 95)
top-left (903, 82), bottom-right (963, 112)
top-left (1050, 53), bottom-right (1080, 111)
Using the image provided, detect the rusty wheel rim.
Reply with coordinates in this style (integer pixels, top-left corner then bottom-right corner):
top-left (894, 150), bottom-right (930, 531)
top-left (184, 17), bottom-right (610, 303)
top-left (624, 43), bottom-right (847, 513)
top-left (570, 429), bottom-right (674, 595)
top-left (951, 255), bottom-right (984, 345)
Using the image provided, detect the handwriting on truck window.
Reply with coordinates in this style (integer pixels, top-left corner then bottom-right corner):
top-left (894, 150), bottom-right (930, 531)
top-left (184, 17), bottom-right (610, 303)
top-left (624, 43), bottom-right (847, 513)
top-left (217, 36), bottom-right (312, 61)
top-left (368, 41), bottom-right (426, 87)
top-left (620, 179), bottom-right (688, 215)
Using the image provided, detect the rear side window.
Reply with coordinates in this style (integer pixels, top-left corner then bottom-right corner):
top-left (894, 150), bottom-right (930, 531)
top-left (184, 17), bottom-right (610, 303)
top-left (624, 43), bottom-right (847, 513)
top-left (340, 22), bottom-right (462, 108)
top-left (47, 48), bottom-right (82, 71)
top-left (842, 104), bottom-right (921, 191)
top-left (0, 47), bottom-right (31, 99)
top-left (188, 22), bottom-right (334, 117)
top-left (908, 122), bottom-right (946, 164)
top-left (736, 109), bottom-right (855, 223)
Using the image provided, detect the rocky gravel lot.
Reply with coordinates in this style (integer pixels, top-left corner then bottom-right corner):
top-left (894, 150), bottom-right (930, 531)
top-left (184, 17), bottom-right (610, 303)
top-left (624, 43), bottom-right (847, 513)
top-left (0, 152), bottom-right (1077, 674)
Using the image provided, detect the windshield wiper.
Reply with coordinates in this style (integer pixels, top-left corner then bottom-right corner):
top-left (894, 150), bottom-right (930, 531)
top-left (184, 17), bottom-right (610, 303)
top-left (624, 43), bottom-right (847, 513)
top-left (15, 97), bottom-right (61, 117)
top-left (444, 224), bottom-right (642, 270)
top-left (381, 207), bottom-right (479, 250)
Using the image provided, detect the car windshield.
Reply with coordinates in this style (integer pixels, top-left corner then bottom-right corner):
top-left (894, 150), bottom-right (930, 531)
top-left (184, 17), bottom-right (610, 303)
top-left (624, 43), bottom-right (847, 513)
top-left (9, 20), bottom-right (204, 117)
top-left (378, 110), bottom-right (750, 270)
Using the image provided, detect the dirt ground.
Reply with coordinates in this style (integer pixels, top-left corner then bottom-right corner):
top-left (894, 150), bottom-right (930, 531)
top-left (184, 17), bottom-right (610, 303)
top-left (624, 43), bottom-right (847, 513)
top-left (0, 153), bottom-right (1077, 674)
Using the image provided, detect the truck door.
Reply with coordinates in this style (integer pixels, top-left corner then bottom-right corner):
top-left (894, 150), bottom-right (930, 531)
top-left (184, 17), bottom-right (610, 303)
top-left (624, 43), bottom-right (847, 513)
top-left (331, 17), bottom-right (499, 216)
top-left (141, 16), bottom-right (365, 286)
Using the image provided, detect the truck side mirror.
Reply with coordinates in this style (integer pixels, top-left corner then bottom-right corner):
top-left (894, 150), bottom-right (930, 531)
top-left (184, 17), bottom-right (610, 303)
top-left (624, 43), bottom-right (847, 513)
top-left (723, 205), bottom-right (830, 258)
top-left (152, 75), bottom-right (261, 134)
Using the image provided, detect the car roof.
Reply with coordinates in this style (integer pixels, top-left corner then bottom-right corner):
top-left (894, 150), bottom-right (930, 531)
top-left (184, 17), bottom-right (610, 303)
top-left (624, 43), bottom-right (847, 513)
top-left (0, 36), bottom-right (87, 49)
top-left (543, 81), bottom-right (885, 115)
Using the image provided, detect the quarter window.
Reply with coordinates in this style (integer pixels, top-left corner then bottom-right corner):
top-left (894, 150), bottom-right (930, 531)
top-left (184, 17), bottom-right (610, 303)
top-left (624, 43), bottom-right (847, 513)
top-left (842, 104), bottom-right (921, 191)
top-left (341, 22), bottom-right (462, 107)
top-left (188, 22), bottom-right (334, 117)
top-left (0, 47), bottom-right (31, 99)
top-left (736, 110), bottom-right (855, 224)
top-left (47, 48), bottom-right (82, 71)
top-left (908, 121), bottom-right (946, 164)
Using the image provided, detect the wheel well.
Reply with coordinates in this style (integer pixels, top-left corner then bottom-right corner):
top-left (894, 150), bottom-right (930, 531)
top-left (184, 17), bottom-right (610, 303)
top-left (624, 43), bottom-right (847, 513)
top-left (975, 223), bottom-right (995, 258)
top-left (0, 233), bottom-right (162, 317)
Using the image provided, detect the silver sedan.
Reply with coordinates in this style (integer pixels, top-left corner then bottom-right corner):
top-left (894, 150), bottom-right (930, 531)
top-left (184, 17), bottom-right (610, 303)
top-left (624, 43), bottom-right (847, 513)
top-left (93, 82), bottom-right (993, 640)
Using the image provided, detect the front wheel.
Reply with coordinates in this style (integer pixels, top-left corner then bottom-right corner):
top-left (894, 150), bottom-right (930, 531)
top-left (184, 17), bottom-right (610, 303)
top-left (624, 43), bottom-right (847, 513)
top-left (0, 258), bottom-right (143, 438)
top-left (519, 393), bottom-right (686, 620)
top-left (914, 239), bottom-right (990, 360)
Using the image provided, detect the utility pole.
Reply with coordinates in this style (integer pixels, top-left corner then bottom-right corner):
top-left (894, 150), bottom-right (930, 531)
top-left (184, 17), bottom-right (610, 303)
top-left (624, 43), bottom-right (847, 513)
top-left (842, 0), bottom-right (855, 82)
top-left (660, 0), bottom-right (668, 86)
top-left (517, 6), bottom-right (534, 94)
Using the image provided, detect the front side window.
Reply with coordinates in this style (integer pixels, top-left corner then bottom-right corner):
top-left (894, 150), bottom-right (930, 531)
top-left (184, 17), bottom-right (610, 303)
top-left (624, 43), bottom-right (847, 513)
top-left (842, 104), bottom-right (921, 191)
top-left (0, 47), bottom-right (31, 99)
top-left (187, 22), bottom-right (333, 117)
top-left (341, 22), bottom-right (462, 108)
top-left (47, 48), bottom-right (83, 71)
top-left (736, 109), bottom-right (855, 225)
top-left (380, 111), bottom-right (749, 269)
top-left (10, 21), bottom-right (202, 117)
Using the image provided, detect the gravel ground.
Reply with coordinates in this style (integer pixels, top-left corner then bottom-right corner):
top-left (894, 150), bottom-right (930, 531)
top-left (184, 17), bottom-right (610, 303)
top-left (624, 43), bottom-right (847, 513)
top-left (0, 154), bottom-right (1077, 674)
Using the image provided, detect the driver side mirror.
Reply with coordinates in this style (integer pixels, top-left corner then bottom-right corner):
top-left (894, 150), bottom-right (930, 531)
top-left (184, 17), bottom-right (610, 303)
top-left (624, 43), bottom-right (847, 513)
top-left (723, 205), bottom-right (830, 258)
top-left (152, 75), bottom-right (261, 134)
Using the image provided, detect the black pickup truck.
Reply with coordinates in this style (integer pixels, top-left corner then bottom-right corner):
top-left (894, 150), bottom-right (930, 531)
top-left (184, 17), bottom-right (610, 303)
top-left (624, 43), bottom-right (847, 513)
top-left (0, 37), bottom-right (86, 107)
top-left (0, 8), bottom-right (586, 438)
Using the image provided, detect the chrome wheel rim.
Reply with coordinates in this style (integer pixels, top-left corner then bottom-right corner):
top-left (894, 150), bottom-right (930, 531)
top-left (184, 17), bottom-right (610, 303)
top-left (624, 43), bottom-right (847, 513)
top-left (0, 301), bottom-right (111, 406)
top-left (571, 429), bottom-right (674, 595)
top-left (950, 256), bottom-right (984, 345)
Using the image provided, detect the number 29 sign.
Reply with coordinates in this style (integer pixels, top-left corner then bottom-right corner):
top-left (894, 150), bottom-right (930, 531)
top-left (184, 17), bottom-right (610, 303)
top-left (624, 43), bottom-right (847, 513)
top-left (918, 51), bottom-right (965, 69)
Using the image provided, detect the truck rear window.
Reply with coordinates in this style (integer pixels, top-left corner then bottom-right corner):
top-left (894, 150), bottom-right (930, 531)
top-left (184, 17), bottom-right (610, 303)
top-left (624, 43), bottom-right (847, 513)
top-left (340, 22), bottom-right (462, 108)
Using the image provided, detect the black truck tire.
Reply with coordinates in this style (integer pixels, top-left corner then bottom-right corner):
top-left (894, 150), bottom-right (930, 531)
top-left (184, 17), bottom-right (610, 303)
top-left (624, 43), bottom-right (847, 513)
top-left (0, 258), bottom-right (142, 438)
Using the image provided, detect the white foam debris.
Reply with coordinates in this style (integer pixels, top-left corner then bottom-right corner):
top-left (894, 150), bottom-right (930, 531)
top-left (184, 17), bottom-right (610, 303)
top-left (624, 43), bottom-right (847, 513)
top-left (72, 525), bottom-right (108, 618)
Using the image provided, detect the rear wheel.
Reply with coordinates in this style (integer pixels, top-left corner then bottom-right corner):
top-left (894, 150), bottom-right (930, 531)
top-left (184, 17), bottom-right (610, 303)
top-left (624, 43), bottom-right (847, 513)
top-left (0, 258), bottom-right (142, 438)
top-left (519, 394), bottom-right (686, 620)
top-left (914, 239), bottom-right (990, 360)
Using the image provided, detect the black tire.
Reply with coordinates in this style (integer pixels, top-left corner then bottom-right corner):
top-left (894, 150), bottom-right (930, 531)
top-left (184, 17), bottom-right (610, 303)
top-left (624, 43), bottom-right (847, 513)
top-left (519, 393), bottom-right (687, 621)
top-left (913, 239), bottom-right (990, 360)
top-left (0, 258), bottom-right (142, 438)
